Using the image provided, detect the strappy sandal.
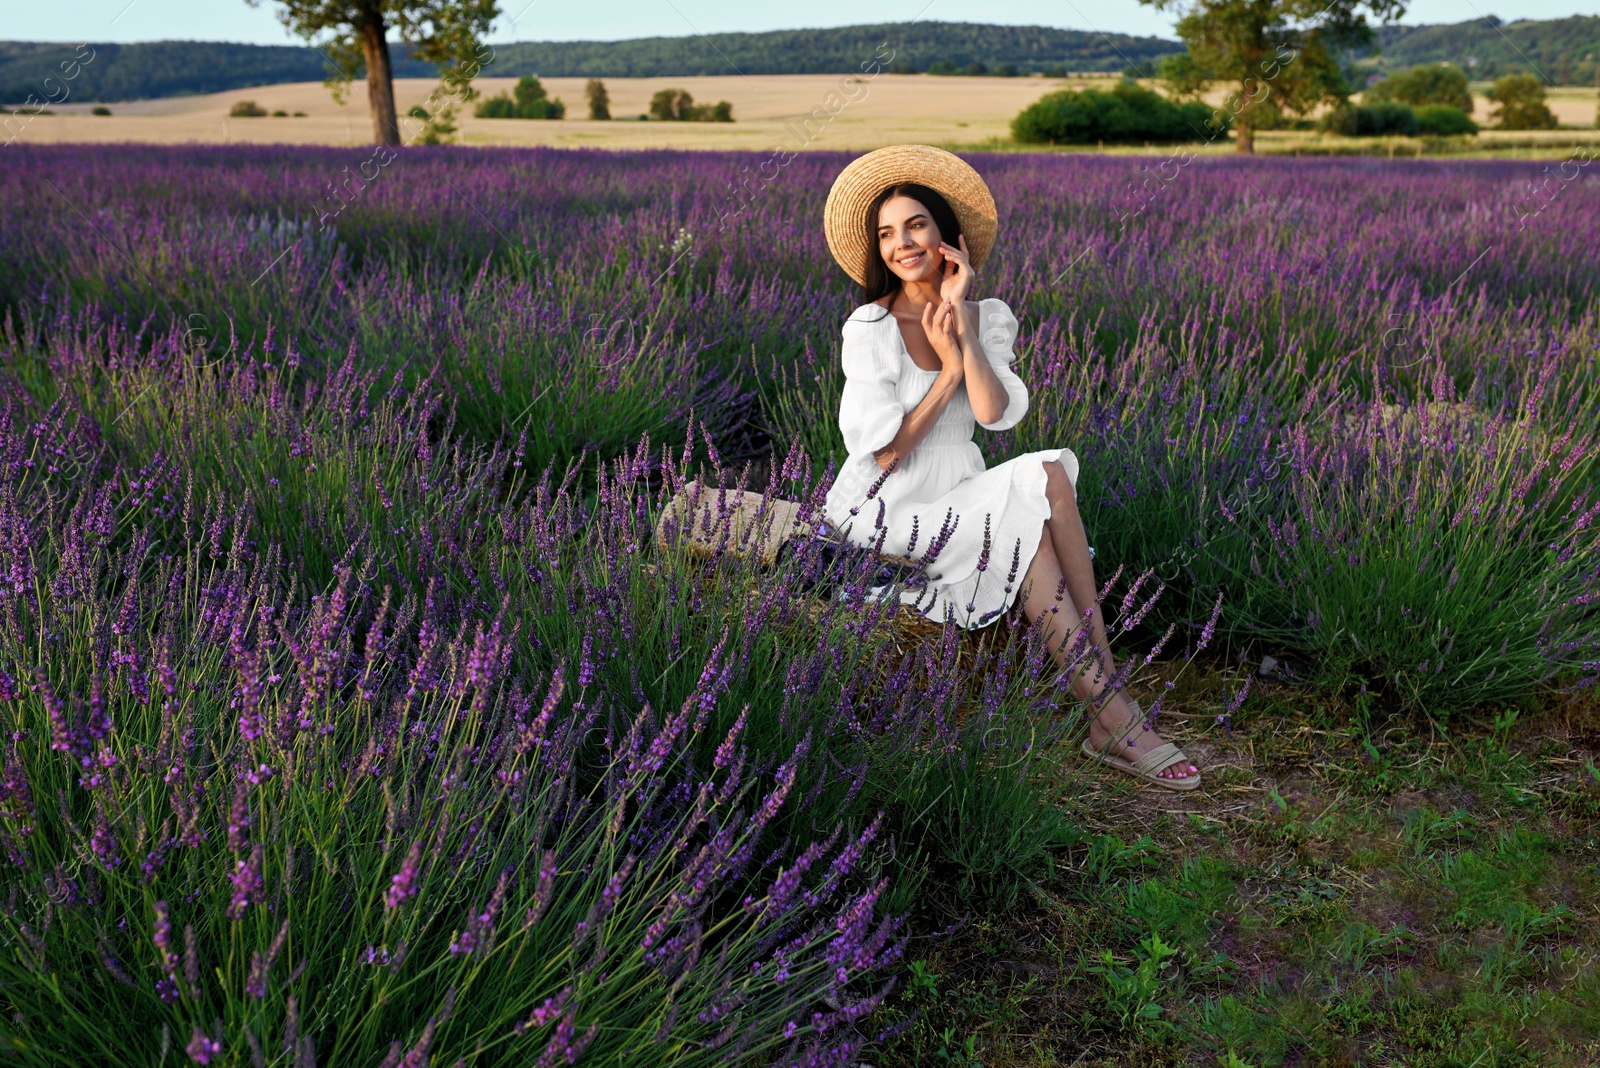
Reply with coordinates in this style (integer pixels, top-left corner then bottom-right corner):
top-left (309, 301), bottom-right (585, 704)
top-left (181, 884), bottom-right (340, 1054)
top-left (1080, 698), bottom-right (1202, 792)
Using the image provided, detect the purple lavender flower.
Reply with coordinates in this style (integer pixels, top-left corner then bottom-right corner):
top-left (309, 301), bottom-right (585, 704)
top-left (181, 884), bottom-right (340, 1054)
top-left (228, 844), bottom-right (265, 919)
top-left (385, 840), bottom-right (422, 911)
top-left (526, 851), bottom-right (556, 927)
top-left (186, 1026), bottom-right (222, 1064)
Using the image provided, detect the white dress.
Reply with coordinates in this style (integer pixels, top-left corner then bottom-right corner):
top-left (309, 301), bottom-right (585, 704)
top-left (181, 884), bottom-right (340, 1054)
top-left (821, 296), bottom-right (1079, 630)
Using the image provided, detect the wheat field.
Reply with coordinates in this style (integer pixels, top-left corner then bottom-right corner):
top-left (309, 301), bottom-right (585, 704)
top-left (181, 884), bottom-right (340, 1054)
top-left (10, 72), bottom-right (1598, 153)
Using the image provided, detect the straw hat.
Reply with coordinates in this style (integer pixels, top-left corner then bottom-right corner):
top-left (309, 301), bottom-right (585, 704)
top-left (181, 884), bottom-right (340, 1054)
top-left (823, 144), bottom-right (998, 287)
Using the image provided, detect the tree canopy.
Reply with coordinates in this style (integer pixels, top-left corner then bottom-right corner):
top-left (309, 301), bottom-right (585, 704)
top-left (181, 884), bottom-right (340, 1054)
top-left (1144, 0), bottom-right (1408, 153)
top-left (1485, 72), bottom-right (1560, 129)
top-left (244, 0), bottom-right (498, 145)
top-left (1364, 62), bottom-right (1472, 113)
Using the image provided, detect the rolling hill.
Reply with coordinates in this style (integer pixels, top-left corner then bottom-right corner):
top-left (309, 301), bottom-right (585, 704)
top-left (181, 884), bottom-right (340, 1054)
top-left (2, 23), bottom-right (1174, 105)
top-left (1370, 15), bottom-right (1600, 83)
top-left (5, 14), bottom-right (1598, 108)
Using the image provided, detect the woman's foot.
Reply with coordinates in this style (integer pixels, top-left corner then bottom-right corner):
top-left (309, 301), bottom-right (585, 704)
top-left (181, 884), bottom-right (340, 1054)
top-left (1086, 692), bottom-right (1197, 781)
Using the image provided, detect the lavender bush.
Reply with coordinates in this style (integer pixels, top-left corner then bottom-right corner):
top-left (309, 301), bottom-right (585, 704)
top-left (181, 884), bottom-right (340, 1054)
top-left (0, 451), bottom-right (904, 1065)
top-left (2, 142), bottom-right (1599, 1061)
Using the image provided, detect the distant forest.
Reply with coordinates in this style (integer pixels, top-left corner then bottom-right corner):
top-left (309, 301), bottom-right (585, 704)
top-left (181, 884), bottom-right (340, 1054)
top-left (1370, 15), bottom-right (1600, 84)
top-left (0, 40), bottom-right (437, 105)
top-left (4, 15), bottom-right (1598, 106)
top-left (1, 23), bottom-right (1175, 104)
top-left (483, 22), bottom-right (1181, 77)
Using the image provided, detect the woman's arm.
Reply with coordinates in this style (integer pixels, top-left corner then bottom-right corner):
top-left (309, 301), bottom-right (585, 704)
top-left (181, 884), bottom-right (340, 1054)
top-left (952, 300), bottom-right (1009, 426)
top-left (871, 365), bottom-right (964, 471)
top-left (931, 237), bottom-right (1008, 425)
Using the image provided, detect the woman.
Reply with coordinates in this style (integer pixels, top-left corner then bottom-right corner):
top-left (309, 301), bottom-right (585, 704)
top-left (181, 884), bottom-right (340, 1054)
top-left (820, 144), bottom-right (1200, 790)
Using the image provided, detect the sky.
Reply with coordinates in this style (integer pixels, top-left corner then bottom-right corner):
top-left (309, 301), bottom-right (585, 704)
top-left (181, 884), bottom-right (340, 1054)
top-left (11, 0), bottom-right (1600, 46)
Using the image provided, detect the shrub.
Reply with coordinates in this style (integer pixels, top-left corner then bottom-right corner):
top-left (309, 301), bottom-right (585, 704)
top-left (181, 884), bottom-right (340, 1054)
top-left (1486, 73), bottom-right (1558, 129)
top-left (271, 109), bottom-right (288, 117)
top-left (1320, 101), bottom-right (1419, 136)
top-left (585, 78), bottom-right (610, 120)
top-left (928, 60), bottom-right (959, 76)
top-left (649, 88), bottom-right (691, 120)
top-left (90, 105), bottom-right (111, 116)
top-left (647, 89), bottom-right (732, 122)
top-left (474, 76), bottom-right (565, 120)
top-left (411, 101), bottom-right (460, 145)
top-left (1235, 396), bottom-right (1600, 712)
top-left (1011, 82), bottom-right (1219, 145)
top-left (1414, 105), bottom-right (1478, 135)
top-left (0, 496), bottom-right (904, 1066)
top-left (1365, 64), bottom-right (1474, 113)
top-left (229, 100), bottom-right (268, 118)
top-left (964, 61), bottom-right (989, 76)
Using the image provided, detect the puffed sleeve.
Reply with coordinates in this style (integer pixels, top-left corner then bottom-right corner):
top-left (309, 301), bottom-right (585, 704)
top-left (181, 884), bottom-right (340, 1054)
top-left (974, 298), bottom-right (1029, 432)
top-left (837, 314), bottom-right (906, 457)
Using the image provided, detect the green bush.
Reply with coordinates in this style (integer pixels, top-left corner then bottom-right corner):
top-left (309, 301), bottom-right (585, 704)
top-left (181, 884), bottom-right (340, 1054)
top-left (1486, 73), bottom-right (1558, 130)
top-left (928, 60), bottom-right (959, 75)
top-left (1011, 82), bottom-right (1219, 145)
top-left (1320, 101), bottom-right (1419, 137)
top-left (585, 78), bottom-right (610, 120)
top-left (1414, 105), bottom-right (1478, 136)
top-left (229, 100), bottom-right (267, 118)
top-left (1365, 64), bottom-right (1474, 113)
top-left (474, 76), bottom-right (565, 120)
top-left (647, 88), bottom-right (732, 122)
top-left (90, 105), bottom-right (111, 116)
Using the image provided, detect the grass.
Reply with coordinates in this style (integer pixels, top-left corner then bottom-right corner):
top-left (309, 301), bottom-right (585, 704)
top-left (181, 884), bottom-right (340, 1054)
top-left (873, 661), bottom-right (1600, 1066)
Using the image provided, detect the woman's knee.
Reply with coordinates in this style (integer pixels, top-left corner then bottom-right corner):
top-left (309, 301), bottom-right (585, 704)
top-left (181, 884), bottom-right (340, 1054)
top-left (1043, 459), bottom-right (1075, 511)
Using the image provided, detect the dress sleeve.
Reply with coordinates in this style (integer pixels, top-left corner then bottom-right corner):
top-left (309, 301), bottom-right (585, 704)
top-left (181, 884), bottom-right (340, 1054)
top-left (974, 298), bottom-right (1029, 432)
top-left (837, 315), bottom-right (905, 457)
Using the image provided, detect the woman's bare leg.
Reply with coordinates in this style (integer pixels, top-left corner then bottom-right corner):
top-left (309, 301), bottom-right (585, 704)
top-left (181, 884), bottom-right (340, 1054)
top-left (1041, 461), bottom-right (1114, 669)
top-left (1021, 505), bottom-right (1196, 780)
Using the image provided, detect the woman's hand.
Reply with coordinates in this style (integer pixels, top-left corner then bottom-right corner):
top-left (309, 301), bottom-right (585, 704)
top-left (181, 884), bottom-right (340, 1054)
top-left (938, 234), bottom-right (974, 305)
top-left (922, 298), bottom-right (964, 376)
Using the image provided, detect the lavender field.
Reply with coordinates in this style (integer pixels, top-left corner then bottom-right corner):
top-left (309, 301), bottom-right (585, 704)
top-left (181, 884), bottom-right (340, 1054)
top-left (2, 144), bottom-right (1599, 1066)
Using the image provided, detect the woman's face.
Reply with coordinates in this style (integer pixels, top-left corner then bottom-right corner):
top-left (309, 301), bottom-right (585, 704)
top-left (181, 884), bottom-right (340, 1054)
top-left (876, 194), bottom-right (944, 286)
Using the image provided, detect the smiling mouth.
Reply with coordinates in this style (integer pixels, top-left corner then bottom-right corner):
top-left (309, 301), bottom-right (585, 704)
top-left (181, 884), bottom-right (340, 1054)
top-left (898, 251), bottom-right (925, 266)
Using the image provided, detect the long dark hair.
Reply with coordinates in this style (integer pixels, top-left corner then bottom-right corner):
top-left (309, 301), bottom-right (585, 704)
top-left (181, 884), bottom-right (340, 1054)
top-left (858, 182), bottom-right (964, 314)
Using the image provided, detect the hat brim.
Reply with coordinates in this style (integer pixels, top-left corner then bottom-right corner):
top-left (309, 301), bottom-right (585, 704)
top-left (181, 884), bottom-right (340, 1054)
top-left (823, 144), bottom-right (998, 288)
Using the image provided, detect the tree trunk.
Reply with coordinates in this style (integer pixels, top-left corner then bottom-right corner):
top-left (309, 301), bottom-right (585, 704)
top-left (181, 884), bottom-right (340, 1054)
top-left (1235, 117), bottom-right (1255, 154)
top-left (358, 5), bottom-right (399, 146)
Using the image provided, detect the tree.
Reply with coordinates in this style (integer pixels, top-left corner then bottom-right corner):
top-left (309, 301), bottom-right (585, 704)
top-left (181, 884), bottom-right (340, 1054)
top-left (1485, 73), bottom-right (1558, 130)
top-left (1143, 0), bottom-right (1407, 154)
top-left (646, 88), bottom-right (732, 122)
top-left (1365, 63), bottom-right (1472, 113)
top-left (245, 0), bottom-right (499, 145)
top-left (649, 87), bottom-right (692, 121)
top-left (585, 78), bottom-right (610, 120)
top-left (475, 76), bottom-right (564, 119)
